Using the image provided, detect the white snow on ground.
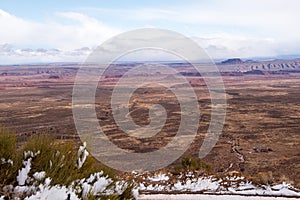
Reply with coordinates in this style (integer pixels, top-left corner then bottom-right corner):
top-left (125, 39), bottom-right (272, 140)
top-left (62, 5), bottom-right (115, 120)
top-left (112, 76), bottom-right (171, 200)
top-left (82, 172), bottom-right (112, 196)
top-left (138, 194), bottom-right (300, 200)
top-left (1, 158), bottom-right (13, 165)
top-left (0, 144), bottom-right (134, 199)
top-left (16, 151), bottom-right (41, 186)
top-left (16, 158), bottom-right (32, 186)
top-left (24, 150), bottom-right (40, 159)
top-left (77, 142), bottom-right (89, 169)
top-left (10, 170), bottom-right (127, 199)
top-left (137, 173), bottom-right (300, 198)
top-left (4, 169), bottom-right (300, 199)
top-left (172, 177), bottom-right (220, 192)
top-left (33, 171), bottom-right (46, 181)
top-left (224, 182), bottom-right (300, 197)
top-left (25, 179), bottom-right (79, 200)
top-left (148, 174), bottom-right (170, 182)
top-left (2, 145), bottom-right (300, 199)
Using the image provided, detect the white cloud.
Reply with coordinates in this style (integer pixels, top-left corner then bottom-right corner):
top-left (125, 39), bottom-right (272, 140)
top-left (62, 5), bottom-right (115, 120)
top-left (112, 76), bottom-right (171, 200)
top-left (0, 9), bottom-right (122, 64)
top-left (85, 0), bottom-right (300, 40)
top-left (0, 9), bottom-right (121, 50)
top-left (0, 43), bottom-right (94, 64)
top-left (79, 1), bottom-right (300, 59)
top-left (1, 0), bottom-right (300, 64)
top-left (192, 34), bottom-right (279, 59)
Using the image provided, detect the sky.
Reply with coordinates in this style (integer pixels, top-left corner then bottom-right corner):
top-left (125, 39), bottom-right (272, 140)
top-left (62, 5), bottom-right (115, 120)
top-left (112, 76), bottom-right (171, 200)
top-left (0, 0), bottom-right (299, 64)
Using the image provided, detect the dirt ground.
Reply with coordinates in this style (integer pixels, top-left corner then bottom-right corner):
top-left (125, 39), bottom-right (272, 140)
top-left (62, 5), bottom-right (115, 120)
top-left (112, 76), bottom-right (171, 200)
top-left (0, 65), bottom-right (299, 187)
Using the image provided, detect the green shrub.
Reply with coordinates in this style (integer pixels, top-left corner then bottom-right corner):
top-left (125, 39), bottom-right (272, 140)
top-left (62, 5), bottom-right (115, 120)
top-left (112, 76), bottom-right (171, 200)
top-left (181, 155), bottom-right (211, 172)
top-left (22, 134), bottom-right (115, 186)
top-left (252, 171), bottom-right (274, 185)
top-left (0, 127), bottom-right (16, 160)
top-left (172, 155), bottom-right (211, 175)
top-left (0, 127), bottom-right (22, 187)
top-left (0, 128), bottom-right (135, 199)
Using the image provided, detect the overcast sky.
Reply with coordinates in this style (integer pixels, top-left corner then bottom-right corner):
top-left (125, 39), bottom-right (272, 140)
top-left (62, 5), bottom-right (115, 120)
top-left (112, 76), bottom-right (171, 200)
top-left (0, 0), bottom-right (299, 64)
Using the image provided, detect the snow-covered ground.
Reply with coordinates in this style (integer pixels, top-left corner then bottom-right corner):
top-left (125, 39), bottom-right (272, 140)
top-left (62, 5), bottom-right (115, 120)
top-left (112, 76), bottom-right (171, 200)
top-left (0, 144), bottom-right (136, 200)
top-left (1, 143), bottom-right (299, 199)
top-left (138, 194), bottom-right (300, 200)
top-left (135, 172), bottom-right (300, 198)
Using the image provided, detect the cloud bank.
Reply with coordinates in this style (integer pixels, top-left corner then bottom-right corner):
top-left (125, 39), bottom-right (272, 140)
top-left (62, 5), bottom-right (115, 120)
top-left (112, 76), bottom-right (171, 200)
top-left (0, 0), bottom-right (300, 64)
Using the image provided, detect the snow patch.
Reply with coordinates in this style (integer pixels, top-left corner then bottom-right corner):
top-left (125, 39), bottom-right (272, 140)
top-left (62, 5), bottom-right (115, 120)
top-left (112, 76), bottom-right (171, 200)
top-left (77, 142), bottom-right (89, 169)
top-left (138, 194), bottom-right (300, 200)
top-left (25, 185), bottom-right (79, 200)
top-left (148, 174), bottom-right (170, 182)
top-left (33, 171), bottom-right (46, 181)
top-left (17, 158), bottom-right (32, 186)
top-left (1, 158), bottom-right (13, 165)
top-left (136, 172), bottom-right (300, 197)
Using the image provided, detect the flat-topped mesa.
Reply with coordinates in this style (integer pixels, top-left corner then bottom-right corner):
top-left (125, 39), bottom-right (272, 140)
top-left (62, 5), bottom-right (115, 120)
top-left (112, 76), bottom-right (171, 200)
top-left (221, 58), bottom-right (244, 65)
